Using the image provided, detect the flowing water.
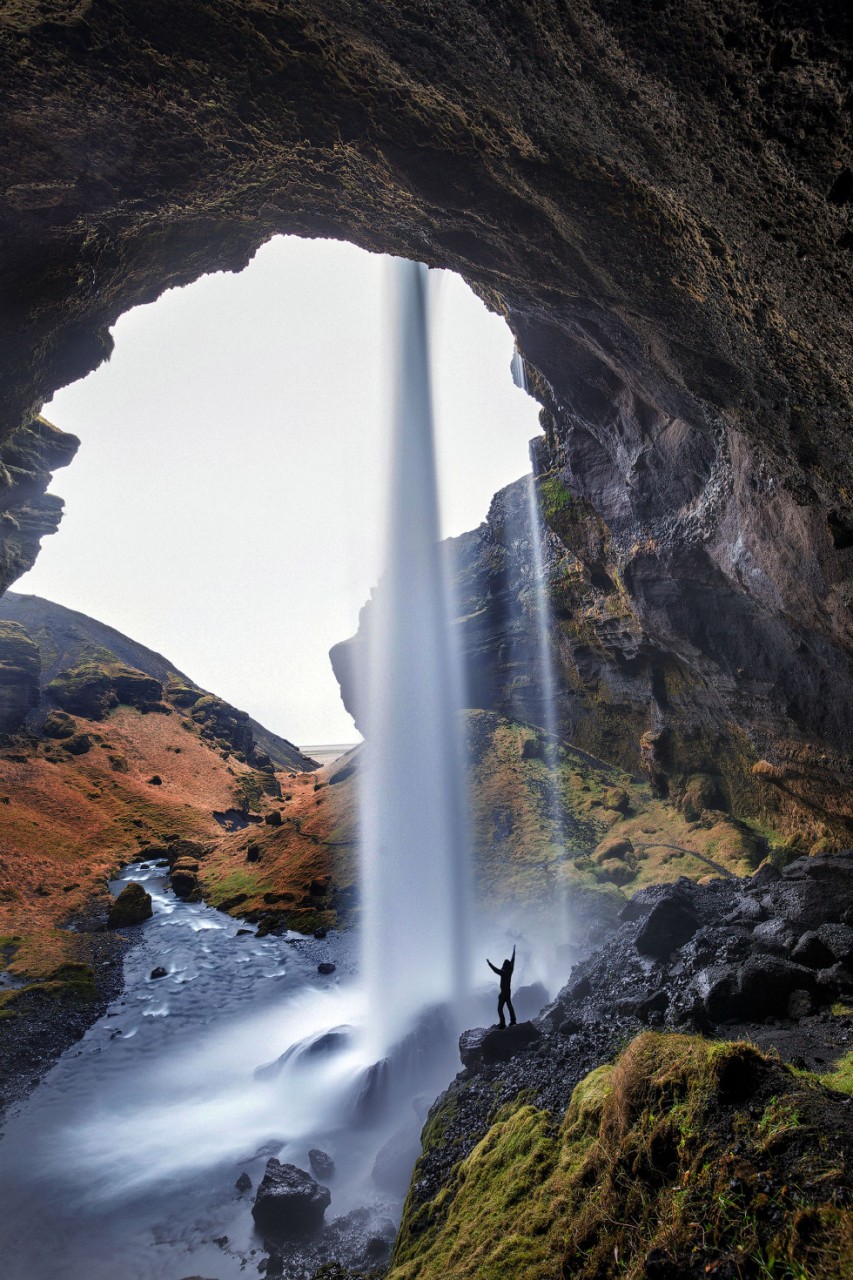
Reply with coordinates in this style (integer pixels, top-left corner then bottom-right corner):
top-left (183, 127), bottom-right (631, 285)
top-left (0, 863), bottom-right (381, 1279)
top-left (0, 259), bottom-right (491, 1278)
top-left (359, 259), bottom-right (473, 1056)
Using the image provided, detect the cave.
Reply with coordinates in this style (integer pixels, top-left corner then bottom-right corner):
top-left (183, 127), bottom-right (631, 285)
top-left (2, 7), bottom-right (853, 1278)
top-left (2, 0), bottom-right (850, 841)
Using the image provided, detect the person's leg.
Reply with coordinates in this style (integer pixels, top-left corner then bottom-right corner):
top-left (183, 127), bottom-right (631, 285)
top-left (507, 996), bottom-right (517, 1026)
top-left (497, 995), bottom-right (507, 1029)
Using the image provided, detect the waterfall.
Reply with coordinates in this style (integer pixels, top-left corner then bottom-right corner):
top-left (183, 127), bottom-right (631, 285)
top-left (359, 259), bottom-right (472, 1056)
top-left (524, 469), bottom-right (568, 891)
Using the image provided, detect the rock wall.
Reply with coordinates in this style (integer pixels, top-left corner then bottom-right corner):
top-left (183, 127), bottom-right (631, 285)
top-left (0, 416), bottom-right (78, 595)
top-left (1, 3), bottom-right (851, 827)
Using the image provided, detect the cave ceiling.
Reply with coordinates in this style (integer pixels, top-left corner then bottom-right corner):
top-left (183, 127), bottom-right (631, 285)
top-left (0, 1), bottom-right (851, 830)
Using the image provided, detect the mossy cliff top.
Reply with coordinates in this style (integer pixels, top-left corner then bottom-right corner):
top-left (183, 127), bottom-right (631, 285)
top-left (392, 1032), bottom-right (853, 1280)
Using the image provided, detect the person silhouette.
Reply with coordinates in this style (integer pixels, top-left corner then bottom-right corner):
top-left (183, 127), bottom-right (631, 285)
top-left (487, 944), bottom-right (516, 1029)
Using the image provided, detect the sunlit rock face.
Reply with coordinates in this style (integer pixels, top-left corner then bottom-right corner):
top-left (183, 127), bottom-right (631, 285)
top-left (1, 4), bottom-right (851, 831)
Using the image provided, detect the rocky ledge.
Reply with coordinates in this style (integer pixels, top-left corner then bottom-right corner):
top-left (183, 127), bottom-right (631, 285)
top-left (394, 851), bottom-right (853, 1276)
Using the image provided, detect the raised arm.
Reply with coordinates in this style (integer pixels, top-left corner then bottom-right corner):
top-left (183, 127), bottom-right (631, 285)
top-left (487, 959), bottom-right (501, 976)
top-left (509, 945), bottom-right (516, 973)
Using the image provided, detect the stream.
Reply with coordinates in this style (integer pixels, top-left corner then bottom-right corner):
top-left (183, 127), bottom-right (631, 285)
top-left (0, 861), bottom-right (406, 1280)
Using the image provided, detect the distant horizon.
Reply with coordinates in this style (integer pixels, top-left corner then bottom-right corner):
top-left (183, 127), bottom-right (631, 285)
top-left (17, 236), bottom-right (540, 743)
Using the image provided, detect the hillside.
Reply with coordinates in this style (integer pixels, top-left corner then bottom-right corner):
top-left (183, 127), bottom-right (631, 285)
top-left (0, 592), bottom-right (311, 770)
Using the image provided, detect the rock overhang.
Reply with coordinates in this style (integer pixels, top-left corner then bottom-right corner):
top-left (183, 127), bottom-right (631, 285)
top-left (1, 1), bottom-right (851, 831)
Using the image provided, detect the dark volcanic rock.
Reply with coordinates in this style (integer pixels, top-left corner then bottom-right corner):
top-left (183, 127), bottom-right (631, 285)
top-left (407, 853), bottom-right (853, 1225)
top-left (0, 419), bottom-right (79, 599)
top-left (307, 1149), bottom-right (335, 1181)
top-left (107, 882), bottom-right (152, 929)
top-left (512, 981), bottom-right (549, 1022)
top-left (460, 1021), bottom-right (542, 1072)
top-left (251, 1159), bottom-right (330, 1237)
top-left (1, 4), bottom-right (851, 839)
top-left (235, 1171), bottom-right (252, 1194)
top-left (635, 889), bottom-right (699, 960)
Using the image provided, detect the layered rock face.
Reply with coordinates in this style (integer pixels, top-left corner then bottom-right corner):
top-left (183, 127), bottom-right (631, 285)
top-left (0, 416), bottom-right (78, 595)
top-left (0, 4), bottom-right (851, 829)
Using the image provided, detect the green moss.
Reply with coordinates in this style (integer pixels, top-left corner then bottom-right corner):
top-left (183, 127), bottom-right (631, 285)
top-left (390, 1034), bottom-right (853, 1280)
top-left (820, 1050), bottom-right (853, 1096)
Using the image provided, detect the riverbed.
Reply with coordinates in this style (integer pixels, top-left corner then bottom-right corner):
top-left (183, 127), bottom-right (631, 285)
top-left (0, 861), bottom-right (398, 1280)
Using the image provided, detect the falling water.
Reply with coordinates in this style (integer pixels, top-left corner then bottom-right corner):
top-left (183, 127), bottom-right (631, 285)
top-left (359, 259), bottom-right (472, 1056)
top-left (525, 465), bottom-right (570, 913)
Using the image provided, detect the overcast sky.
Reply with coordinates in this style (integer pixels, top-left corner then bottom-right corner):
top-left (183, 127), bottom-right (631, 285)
top-left (17, 236), bottom-right (540, 745)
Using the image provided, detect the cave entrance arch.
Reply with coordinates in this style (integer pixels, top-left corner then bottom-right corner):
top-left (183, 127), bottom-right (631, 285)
top-left (18, 233), bottom-right (542, 745)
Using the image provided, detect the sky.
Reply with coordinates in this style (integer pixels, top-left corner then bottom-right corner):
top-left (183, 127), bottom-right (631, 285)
top-left (17, 236), bottom-right (541, 745)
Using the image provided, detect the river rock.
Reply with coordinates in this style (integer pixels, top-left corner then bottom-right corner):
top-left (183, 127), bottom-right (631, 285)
top-left (251, 1158), bottom-right (330, 1236)
top-left (308, 1148), bottom-right (335, 1180)
top-left (169, 861), bottom-right (199, 898)
top-left (150, 966), bottom-right (167, 980)
top-left (317, 962), bottom-right (335, 975)
top-left (235, 1171), bottom-right (252, 1193)
top-left (107, 882), bottom-right (153, 928)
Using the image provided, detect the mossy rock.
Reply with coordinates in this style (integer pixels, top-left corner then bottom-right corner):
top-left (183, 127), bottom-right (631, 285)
top-left (811, 836), bottom-right (845, 855)
top-left (42, 710), bottom-right (75, 739)
top-left (601, 786), bottom-right (630, 813)
top-left (164, 680), bottom-right (202, 709)
top-left (0, 620), bottom-right (41, 732)
top-left (61, 732), bottom-right (91, 755)
top-left (391, 1033), bottom-right (853, 1280)
top-left (48, 660), bottom-right (162, 720)
top-left (596, 857), bottom-right (636, 886)
top-left (107, 881), bottom-right (153, 928)
top-left (592, 836), bottom-right (634, 865)
top-left (681, 771), bottom-right (726, 821)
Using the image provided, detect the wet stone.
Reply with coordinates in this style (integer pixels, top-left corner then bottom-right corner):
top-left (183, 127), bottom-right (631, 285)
top-left (251, 1158), bottom-right (330, 1236)
top-left (635, 892), bottom-right (699, 960)
top-left (308, 1148), bottom-right (335, 1180)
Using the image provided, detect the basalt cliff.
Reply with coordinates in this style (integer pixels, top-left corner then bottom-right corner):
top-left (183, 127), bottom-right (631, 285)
top-left (2, 0), bottom-right (850, 841)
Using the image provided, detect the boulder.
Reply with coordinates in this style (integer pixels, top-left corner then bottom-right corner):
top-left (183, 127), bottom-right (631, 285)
top-left (635, 893), bottom-right (699, 960)
top-left (251, 1159), bottom-right (330, 1236)
top-left (792, 931), bottom-right (836, 969)
top-left (107, 881), bottom-right (153, 928)
top-left (703, 955), bottom-right (819, 1023)
top-left (235, 1172), bottom-right (252, 1193)
top-left (751, 918), bottom-right (796, 954)
top-left (815, 923), bottom-right (853, 966)
top-left (593, 836), bottom-right (634, 864)
top-left (512, 981), bottom-right (549, 1021)
top-left (150, 966), bottom-right (167, 980)
top-left (459, 1021), bottom-right (542, 1071)
top-left (61, 732), bottom-right (91, 755)
top-left (317, 962), bottom-right (336, 975)
top-left (681, 772), bottom-right (725, 821)
top-left (602, 786), bottom-right (630, 814)
top-left (170, 859), bottom-right (199, 898)
top-left (308, 1148), bottom-right (335, 1180)
top-left (42, 709), bottom-right (75, 739)
top-left (264, 810), bottom-right (282, 826)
